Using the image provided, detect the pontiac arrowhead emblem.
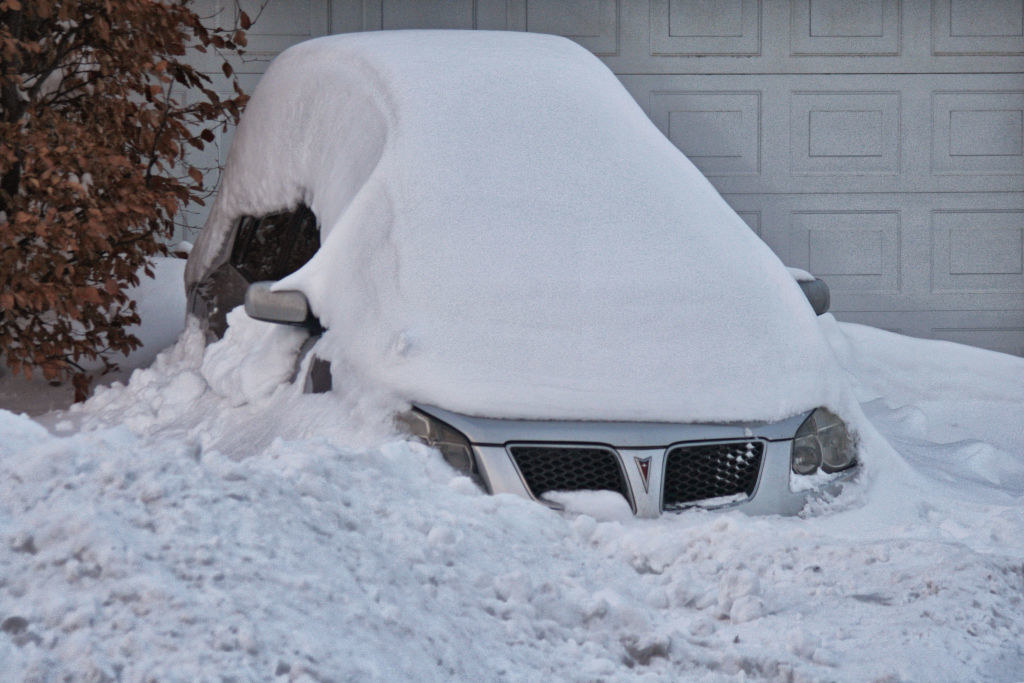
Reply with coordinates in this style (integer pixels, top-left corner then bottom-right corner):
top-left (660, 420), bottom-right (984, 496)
top-left (634, 456), bottom-right (652, 493)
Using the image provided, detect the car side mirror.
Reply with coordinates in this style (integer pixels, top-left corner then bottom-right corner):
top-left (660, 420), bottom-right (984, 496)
top-left (797, 278), bottom-right (830, 316)
top-left (244, 281), bottom-right (321, 331)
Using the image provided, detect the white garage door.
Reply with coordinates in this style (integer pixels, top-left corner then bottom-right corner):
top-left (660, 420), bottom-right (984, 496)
top-left (190, 0), bottom-right (1024, 355)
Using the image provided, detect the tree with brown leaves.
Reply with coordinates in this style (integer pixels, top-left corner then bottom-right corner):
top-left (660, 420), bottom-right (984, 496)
top-left (0, 0), bottom-right (251, 399)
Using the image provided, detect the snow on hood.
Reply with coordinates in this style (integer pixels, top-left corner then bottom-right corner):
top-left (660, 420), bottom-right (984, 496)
top-left (186, 30), bottom-right (844, 423)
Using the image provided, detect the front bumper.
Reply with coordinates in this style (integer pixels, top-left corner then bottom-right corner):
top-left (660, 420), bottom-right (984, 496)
top-left (417, 405), bottom-right (857, 517)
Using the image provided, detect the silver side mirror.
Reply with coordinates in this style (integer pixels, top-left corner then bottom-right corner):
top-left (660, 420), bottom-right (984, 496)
top-left (244, 281), bottom-right (314, 326)
top-left (797, 278), bottom-right (830, 316)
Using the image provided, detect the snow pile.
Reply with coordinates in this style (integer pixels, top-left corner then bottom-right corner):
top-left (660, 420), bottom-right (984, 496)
top-left (821, 319), bottom-right (1024, 510)
top-left (200, 308), bottom-right (308, 407)
top-left (187, 30), bottom-right (843, 423)
top-left (1, 304), bottom-right (1022, 679)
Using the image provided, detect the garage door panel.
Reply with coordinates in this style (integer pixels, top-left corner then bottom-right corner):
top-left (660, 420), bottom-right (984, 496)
top-left (790, 0), bottom-right (901, 56)
top-left (650, 0), bottom-right (761, 56)
top-left (931, 91), bottom-right (1024, 175)
top-left (788, 210), bottom-right (901, 294)
top-left (721, 194), bottom-right (910, 303)
top-left (931, 210), bottom-right (1024, 293)
top-left (648, 91), bottom-right (762, 177)
top-left (523, 0), bottom-right (620, 55)
top-left (378, 0), bottom-right (477, 29)
top-left (932, 0), bottom-right (1024, 56)
top-left (790, 91), bottom-right (901, 176)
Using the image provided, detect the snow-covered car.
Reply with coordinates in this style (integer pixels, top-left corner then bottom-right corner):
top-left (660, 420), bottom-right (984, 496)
top-left (184, 30), bottom-right (857, 517)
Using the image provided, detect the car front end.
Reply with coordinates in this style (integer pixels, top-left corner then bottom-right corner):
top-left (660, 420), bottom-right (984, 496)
top-left (401, 404), bottom-right (859, 517)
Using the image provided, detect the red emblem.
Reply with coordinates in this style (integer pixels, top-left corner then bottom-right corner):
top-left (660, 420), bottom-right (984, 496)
top-left (634, 456), bottom-right (652, 493)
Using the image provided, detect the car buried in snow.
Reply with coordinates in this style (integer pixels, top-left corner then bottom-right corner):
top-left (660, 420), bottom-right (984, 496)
top-left (184, 30), bottom-right (858, 517)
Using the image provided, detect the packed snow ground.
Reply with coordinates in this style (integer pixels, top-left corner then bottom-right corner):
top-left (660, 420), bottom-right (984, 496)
top-left (2, 280), bottom-right (1023, 681)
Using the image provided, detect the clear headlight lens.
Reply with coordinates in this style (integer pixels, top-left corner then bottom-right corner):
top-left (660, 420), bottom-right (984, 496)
top-left (396, 409), bottom-right (482, 485)
top-left (791, 408), bottom-right (857, 475)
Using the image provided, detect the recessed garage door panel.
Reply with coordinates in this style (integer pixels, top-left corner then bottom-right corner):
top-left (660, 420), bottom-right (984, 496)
top-left (646, 91), bottom-right (763, 177)
top-left (933, 0), bottom-right (1024, 56)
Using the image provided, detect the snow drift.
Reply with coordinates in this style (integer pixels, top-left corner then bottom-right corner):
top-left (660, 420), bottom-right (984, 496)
top-left (2, 310), bottom-right (1021, 680)
top-left (186, 30), bottom-right (843, 423)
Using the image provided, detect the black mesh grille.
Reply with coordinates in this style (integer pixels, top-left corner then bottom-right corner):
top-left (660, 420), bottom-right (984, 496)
top-left (509, 446), bottom-right (629, 500)
top-left (662, 441), bottom-right (764, 510)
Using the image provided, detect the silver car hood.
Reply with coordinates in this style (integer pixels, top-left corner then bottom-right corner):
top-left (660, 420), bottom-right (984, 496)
top-left (417, 404), bottom-right (811, 446)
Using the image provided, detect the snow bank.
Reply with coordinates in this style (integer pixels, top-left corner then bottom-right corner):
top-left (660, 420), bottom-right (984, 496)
top-left (1, 315), bottom-right (1021, 680)
top-left (200, 308), bottom-right (308, 407)
top-left (187, 30), bottom-right (843, 423)
top-left (821, 319), bottom-right (1024, 513)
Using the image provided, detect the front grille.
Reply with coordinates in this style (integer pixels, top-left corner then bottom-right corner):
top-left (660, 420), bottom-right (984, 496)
top-left (662, 440), bottom-right (764, 510)
top-left (509, 446), bottom-right (629, 501)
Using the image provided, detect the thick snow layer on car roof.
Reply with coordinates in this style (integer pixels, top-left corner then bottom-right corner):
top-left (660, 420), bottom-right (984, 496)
top-left (186, 30), bottom-right (845, 422)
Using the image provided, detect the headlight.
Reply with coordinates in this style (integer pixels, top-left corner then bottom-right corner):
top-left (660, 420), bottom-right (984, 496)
top-left (396, 409), bottom-right (483, 484)
top-left (791, 408), bottom-right (856, 475)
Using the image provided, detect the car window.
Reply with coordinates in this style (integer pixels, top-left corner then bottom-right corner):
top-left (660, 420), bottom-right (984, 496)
top-left (229, 204), bottom-right (320, 282)
top-left (190, 204), bottom-right (321, 340)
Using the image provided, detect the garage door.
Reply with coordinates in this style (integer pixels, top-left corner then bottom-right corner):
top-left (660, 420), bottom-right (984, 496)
top-left (189, 0), bottom-right (1024, 355)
